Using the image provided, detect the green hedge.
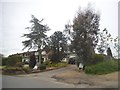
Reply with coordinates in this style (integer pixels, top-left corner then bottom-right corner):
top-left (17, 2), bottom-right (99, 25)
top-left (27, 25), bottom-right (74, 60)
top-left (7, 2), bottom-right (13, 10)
top-left (89, 54), bottom-right (104, 65)
top-left (3, 66), bottom-right (23, 74)
top-left (118, 60), bottom-right (120, 70)
top-left (6, 55), bottom-right (22, 67)
top-left (85, 60), bottom-right (119, 75)
top-left (39, 64), bottom-right (46, 70)
top-left (3, 66), bottom-right (32, 74)
top-left (2, 57), bottom-right (8, 66)
top-left (22, 67), bottom-right (32, 73)
top-left (44, 60), bottom-right (52, 65)
top-left (14, 62), bottom-right (24, 67)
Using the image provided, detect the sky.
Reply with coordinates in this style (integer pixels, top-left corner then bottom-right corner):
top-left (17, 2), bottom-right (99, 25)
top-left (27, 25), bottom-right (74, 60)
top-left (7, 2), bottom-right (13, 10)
top-left (0, 0), bottom-right (119, 57)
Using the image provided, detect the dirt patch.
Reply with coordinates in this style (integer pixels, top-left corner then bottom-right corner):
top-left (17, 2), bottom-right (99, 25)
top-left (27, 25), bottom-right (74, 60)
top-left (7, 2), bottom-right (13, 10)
top-left (52, 70), bottom-right (94, 85)
top-left (52, 70), bottom-right (119, 88)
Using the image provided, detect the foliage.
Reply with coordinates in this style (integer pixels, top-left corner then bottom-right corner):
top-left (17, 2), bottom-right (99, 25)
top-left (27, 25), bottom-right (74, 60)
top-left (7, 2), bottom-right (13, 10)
top-left (90, 54), bottom-right (104, 65)
top-left (22, 15), bottom-right (50, 65)
top-left (97, 29), bottom-right (119, 58)
top-left (22, 15), bottom-right (50, 50)
top-left (2, 57), bottom-right (8, 66)
top-left (85, 60), bottom-right (119, 75)
top-left (50, 53), bottom-right (66, 62)
top-left (14, 62), bottom-right (24, 67)
top-left (0, 54), bottom-right (3, 66)
top-left (113, 37), bottom-right (120, 58)
top-left (97, 28), bottom-right (113, 54)
top-left (49, 31), bottom-right (67, 61)
top-left (67, 7), bottom-right (100, 65)
top-left (29, 53), bottom-right (36, 68)
top-left (3, 66), bottom-right (23, 74)
top-left (44, 60), bottom-right (51, 65)
top-left (43, 45), bottom-right (51, 53)
top-left (6, 55), bottom-right (22, 67)
top-left (39, 63), bottom-right (46, 70)
top-left (47, 62), bottom-right (67, 68)
top-left (118, 60), bottom-right (120, 70)
top-left (47, 50), bottom-right (54, 60)
top-left (22, 66), bottom-right (32, 73)
top-left (3, 66), bottom-right (32, 74)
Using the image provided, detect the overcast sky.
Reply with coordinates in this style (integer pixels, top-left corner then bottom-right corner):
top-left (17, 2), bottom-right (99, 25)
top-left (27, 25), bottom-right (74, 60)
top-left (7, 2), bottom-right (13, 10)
top-left (0, 0), bottom-right (119, 56)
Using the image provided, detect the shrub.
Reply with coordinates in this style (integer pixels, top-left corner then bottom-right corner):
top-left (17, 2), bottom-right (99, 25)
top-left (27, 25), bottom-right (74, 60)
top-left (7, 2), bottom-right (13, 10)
top-left (39, 64), bottom-right (46, 70)
top-left (118, 60), bottom-right (120, 71)
top-left (3, 66), bottom-right (32, 74)
top-left (14, 62), bottom-right (24, 67)
top-left (50, 53), bottom-right (59, 62)
top-left (6, 55), bottom-right (22, 67)
top-left (2, 57), bottom-right (8, 66)
top-left (22, 67), bottom-right (31, 73)
top-left (50, 53), bottom-right (64, 63)
top-left (44, 60), bottom-right (51, 65)
top-left (91, 54), bottom-right (104, 65)
top-left (85, 60), bottom-right (118, 75)
top-left (3, 66), bottom-right (23, 74)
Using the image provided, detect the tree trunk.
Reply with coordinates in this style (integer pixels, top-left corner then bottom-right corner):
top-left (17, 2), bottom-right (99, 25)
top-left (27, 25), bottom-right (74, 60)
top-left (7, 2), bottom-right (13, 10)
top-left (36, 47), bottom-right (42, 68)
top-left (33, 47), bottom-right (42, 70)
top-left (38, 49), bottom-right (41, 65)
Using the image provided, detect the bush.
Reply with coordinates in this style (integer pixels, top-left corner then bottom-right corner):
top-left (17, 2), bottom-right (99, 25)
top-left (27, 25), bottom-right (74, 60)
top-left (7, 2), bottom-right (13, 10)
top-left (118, 60), bottom-right (120, 71)
top-left (6, 55), bottom-right (22, 67)
top-left (14, 62), bottom-right (24, 67)
top-left (85, 60), bottom-right (118, 75)
top-left (22, 67), bottom-right (31, 73)
top-left (2, 57), bottom-right (8, 66)
top-left (44, 60), bottom-right (51, 65)
top-left (50, 53), bottom-right (66, 63)
top-left (39, 64), bottom-right (46, 70)
top-left (90, 54), bottom-right (104, 65)
top-left (3, 66), bottom-right (23, 74)
top-left (50, 53), bottom-right (60, 62)
top-left (3, 66), bottom-right (32, 74)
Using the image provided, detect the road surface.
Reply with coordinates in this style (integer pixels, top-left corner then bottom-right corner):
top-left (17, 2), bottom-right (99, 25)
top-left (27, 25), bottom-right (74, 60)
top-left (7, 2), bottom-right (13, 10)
top-left (2, 65), bottom-right (118, 88)
top-left (2, 65), bottom-right (76, 88)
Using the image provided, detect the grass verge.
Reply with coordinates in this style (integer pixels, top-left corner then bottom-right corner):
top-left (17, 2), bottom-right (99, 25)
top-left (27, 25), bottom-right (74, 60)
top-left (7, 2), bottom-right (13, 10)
top-left (85, 60), bottom-right (119, 75)
top-left (47, 62), bottom-right (68, 68)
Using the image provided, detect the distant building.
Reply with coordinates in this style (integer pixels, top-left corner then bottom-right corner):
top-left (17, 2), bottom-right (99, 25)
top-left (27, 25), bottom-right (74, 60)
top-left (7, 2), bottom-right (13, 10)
top-left (12, 50), bottom-right (48, 64)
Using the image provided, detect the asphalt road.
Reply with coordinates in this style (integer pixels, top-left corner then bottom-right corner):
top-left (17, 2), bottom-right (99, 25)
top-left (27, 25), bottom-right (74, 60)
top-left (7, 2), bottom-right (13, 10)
top-left (2, 65), bottom-right (77, 88)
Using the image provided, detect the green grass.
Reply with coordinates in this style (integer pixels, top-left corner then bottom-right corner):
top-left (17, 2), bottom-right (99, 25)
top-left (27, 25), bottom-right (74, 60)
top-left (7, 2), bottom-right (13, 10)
top-left (47, 62), bottom-right (68, 68)
top-left (85, 60), bottom-right (119, 75)
top-left (0, 66), bottom-right (5, 69)
top-left (3, 66), bottom-right (32, 75)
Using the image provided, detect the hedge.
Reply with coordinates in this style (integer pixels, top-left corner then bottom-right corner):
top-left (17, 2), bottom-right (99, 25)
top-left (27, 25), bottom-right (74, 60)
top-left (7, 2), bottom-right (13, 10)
top-left (85, 60), bottom-right (119, 75)
top-left (6, 55), bottom-right (22, 67)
